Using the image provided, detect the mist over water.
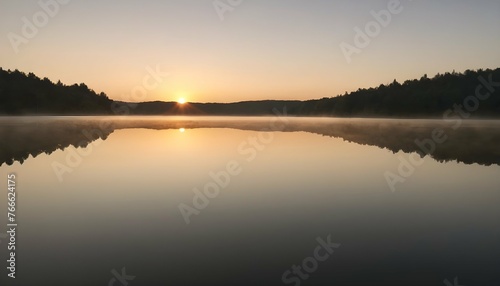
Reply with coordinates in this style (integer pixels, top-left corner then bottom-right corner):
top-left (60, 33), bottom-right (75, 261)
top-left (1, 116), bottom-right (499, 285)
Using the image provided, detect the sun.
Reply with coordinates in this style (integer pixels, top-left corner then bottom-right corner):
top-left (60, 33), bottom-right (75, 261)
top-left (177, 98), bottom-right (186, 104)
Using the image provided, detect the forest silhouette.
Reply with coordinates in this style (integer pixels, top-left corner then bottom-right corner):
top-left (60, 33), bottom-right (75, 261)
top-left (1, 67), bottom-right (499, 117)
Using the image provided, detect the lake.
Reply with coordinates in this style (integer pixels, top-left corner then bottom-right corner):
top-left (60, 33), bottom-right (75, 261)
top-left (1, 116), bottom-right (499, 286)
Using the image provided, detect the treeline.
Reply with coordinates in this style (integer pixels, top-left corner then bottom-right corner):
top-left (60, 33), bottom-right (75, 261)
top-left (0, 68), bottom-right (112, 115)
top-left (300, 68), bottom-right (500, 117)
top-left (1, 67), bottom-right (499, 117)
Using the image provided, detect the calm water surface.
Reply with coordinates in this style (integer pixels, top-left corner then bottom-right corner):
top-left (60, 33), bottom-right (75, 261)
top-left (0, 116), bottom-right (499, 286)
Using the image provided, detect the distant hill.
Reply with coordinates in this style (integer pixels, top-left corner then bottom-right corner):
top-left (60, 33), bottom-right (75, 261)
top-left (1, 67), bottom-right (499, 117)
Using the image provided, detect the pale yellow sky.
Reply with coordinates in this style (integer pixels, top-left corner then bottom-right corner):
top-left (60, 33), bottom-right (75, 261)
top-left (1, 0), bottom-right (499, 103)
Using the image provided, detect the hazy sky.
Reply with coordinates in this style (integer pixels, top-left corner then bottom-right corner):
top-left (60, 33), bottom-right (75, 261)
top-left (1, 0), bottom-right (499, 103)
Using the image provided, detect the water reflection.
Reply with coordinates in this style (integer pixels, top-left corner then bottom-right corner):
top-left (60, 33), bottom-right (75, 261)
top-left (2, 116), bottom-right (500, 166)
top-left (0, 117), bottom-right (113, 166)
top-left (1, 117), bottom-right (499, 286)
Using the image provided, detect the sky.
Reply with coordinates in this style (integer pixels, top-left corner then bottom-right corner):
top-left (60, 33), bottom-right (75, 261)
top-left (1, 0), bottom-right (499, 103)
